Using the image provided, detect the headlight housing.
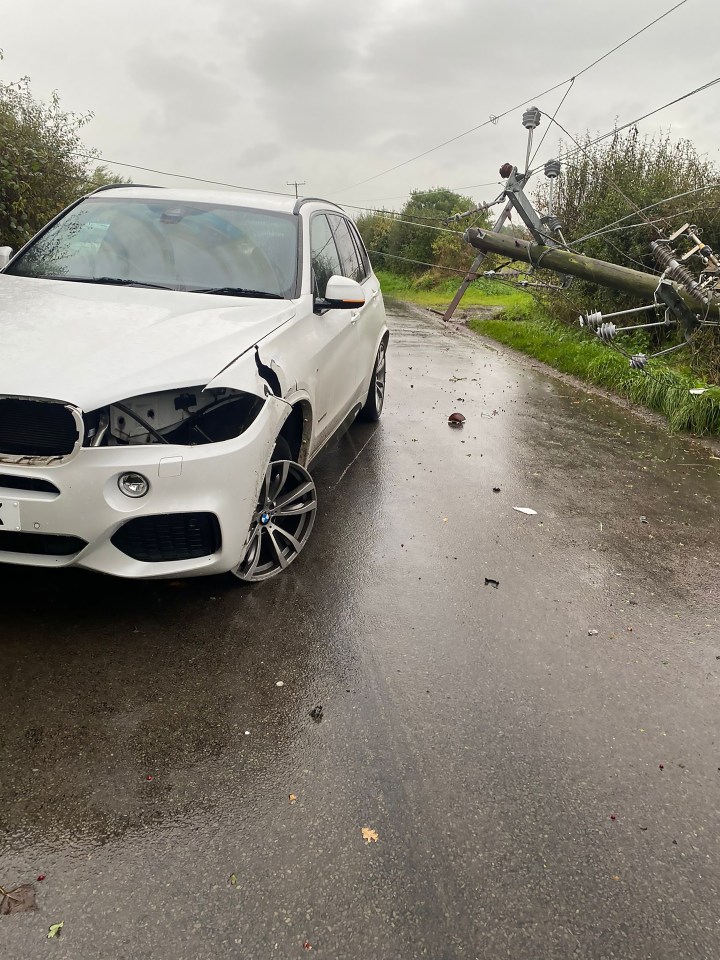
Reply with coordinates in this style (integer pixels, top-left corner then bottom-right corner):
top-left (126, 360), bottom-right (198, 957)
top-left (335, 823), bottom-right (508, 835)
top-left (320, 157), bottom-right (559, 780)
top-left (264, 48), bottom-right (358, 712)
top-left (83, 387), bottom-right (264, 447)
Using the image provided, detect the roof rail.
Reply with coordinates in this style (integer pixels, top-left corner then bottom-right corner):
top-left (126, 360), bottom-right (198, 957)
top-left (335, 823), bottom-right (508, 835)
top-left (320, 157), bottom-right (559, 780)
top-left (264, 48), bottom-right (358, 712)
top-left (90, 183), bottom-right (162, 195)
top-left (293, 196), bottom-right (344, 215)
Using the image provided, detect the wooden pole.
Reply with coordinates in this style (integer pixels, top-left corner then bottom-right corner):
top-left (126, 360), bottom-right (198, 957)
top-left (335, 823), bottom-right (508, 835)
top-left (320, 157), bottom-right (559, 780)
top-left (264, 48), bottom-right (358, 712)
top-left (464, 228), bottom-right (720, 319)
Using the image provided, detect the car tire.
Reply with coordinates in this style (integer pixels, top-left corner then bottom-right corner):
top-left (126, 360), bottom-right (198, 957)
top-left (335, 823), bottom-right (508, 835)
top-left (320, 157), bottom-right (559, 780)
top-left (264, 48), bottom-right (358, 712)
top-left (359, 339), bottom-right (387, 422)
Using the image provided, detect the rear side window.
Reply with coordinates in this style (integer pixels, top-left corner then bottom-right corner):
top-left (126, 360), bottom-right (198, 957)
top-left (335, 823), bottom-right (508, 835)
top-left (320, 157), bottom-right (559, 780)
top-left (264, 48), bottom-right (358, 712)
top-left (310, 214), bottom-right (343, 296)
top-left (328, 214), bottom-right (365, 283)
top-left (347, 220), bottom-right (370, 279)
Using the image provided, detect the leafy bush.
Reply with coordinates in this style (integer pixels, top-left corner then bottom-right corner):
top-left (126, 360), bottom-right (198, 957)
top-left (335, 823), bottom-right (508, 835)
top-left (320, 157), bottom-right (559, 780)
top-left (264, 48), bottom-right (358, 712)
top-left (0, 65), bottom-right (125, 249)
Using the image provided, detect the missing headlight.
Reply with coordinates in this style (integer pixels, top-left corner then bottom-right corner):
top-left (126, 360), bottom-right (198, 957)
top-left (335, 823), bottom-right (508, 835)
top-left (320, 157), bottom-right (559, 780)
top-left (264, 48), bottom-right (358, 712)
top-left (83, 388), bottom-right (265, 447)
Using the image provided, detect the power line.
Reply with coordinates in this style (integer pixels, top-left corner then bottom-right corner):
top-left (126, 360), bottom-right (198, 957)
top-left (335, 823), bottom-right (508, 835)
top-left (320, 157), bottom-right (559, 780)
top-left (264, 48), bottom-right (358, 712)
top-left (530, 76), bottom-right (720, 175)
top-left (76, 153), bottom-right (296, 197)
top-left (333, 0), bottom-right (690, 194)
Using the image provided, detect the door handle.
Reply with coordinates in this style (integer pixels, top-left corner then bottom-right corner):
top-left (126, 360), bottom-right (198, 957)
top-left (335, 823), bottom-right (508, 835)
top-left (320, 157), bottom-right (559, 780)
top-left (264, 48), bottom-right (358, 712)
top-left (350, 310), bottom-right (359, 324)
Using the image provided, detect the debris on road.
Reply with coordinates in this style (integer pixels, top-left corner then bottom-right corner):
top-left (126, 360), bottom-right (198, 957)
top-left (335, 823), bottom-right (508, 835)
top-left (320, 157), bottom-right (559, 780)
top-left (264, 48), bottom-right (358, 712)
top-left (640, 516), bottom-right (650, 524)
top-left (303, 941), bottom-right (313, 950)
top-left (485, 578), bottom-right (500, 589)
top-left (448, 412), bottom-right (466, 427)
top-left (362, 827), bottom-right (379, 843)
top-left (493, 487), bottom-right (501, 493)
top-left (309, 705), bottom-right (323, 722)
top-left (0, 884), bottom-right (36, 915)
top-left (275, 681), bottom-right (285, 687)
top-left (229, 874), bottom-right (238, 887)
top-left (289, 794), bottom-right (298, 804)
top-left (47, 922), bottom-right (64, 938)
top-left (588, 629), bottom-right (599, 636)
top-left (513, 507), bottom-right (537, 516)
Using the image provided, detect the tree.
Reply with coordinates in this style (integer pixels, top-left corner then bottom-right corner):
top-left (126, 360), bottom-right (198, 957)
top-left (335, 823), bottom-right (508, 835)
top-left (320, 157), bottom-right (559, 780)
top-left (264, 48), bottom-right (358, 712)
top-left (355, 188), bottom-right (489, 278)
top-left (0, 63), bottom-right (126, 249)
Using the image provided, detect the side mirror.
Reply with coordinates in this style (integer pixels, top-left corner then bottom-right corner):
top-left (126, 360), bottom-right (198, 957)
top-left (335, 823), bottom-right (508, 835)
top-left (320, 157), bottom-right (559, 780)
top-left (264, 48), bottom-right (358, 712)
top-left (0, 247), bottom-right (13, 270)
top-left (316, 275), bottom-right (365, 311)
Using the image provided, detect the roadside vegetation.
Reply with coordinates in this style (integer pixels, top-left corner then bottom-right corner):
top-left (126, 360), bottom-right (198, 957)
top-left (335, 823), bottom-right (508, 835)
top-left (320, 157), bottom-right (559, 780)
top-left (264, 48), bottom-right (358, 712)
top-left (0, 62), bottom-right (123, 249)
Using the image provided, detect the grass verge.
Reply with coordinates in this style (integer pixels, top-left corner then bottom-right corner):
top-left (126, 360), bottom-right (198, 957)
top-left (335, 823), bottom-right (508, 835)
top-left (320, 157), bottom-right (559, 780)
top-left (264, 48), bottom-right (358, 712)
top-left (376, 269), bottom-right (531, 311)
top-left (469, 309), bottom-right (720, 436)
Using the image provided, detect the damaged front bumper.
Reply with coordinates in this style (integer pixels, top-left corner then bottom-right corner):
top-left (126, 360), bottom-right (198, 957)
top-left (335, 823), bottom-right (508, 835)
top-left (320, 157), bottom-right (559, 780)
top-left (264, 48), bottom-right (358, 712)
top-left (0, 395), bottom-right (287, 579)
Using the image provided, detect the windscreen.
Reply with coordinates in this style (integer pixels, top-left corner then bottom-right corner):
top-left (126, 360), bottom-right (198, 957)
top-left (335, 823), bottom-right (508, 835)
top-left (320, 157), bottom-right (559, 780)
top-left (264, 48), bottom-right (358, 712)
top-left (8, 196), bottom-right (299, 299)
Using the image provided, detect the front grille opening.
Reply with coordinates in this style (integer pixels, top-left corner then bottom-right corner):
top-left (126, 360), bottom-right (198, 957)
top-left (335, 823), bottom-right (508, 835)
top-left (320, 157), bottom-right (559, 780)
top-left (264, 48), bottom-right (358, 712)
top-left (0, 398), bottom-right (79, 457)
top-left (111, 513), bottom-right (221, 562)
top-left (0, 531), bottom-right (87, 556)
top-left (0, 474), bottom-right (60, 494)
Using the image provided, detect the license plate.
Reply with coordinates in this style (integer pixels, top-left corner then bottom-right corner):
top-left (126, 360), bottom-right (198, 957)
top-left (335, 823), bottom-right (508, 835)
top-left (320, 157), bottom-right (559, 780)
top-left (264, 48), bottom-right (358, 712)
top-left (0, 498), bottom-right (21, 532)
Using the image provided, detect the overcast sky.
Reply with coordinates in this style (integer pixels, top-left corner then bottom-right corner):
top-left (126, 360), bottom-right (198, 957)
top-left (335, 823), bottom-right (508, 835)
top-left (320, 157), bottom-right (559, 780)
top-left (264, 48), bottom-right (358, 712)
top-left (2, 0), bottom-right (719, 213)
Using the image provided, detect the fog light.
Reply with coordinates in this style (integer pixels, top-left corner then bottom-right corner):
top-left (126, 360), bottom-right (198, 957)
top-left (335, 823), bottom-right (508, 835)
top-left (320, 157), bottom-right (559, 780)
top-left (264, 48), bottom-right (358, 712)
top-left (118, 472), bottom-right (149, 498)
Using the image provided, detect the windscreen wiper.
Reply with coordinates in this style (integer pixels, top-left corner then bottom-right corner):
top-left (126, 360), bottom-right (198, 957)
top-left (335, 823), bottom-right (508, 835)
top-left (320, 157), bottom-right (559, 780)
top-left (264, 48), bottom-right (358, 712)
top-left (193, 286), bottom-right (284, 299)
top-left (42, 275), bottom-right (175, 290)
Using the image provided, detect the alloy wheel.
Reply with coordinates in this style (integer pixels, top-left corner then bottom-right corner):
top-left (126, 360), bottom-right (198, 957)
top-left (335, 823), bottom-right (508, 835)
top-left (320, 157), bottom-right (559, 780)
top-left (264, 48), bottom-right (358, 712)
top-left (233, 460), bottom-right (317, 582)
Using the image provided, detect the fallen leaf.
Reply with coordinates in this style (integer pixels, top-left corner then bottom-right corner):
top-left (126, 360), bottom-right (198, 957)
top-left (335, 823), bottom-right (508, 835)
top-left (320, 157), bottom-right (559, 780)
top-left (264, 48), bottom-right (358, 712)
top-left (47, 922), bottom-right (64, 939)
top-left (289, 794), bottom-right (297, 804)
top-left (361, 827), bottom-right (379, 844)
top-left (229, 874), bottom-right (238, 887)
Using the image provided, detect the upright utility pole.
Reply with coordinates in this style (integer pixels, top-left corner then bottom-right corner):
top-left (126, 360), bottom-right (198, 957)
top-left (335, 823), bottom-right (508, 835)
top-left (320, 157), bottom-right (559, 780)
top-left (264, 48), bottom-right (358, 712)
top-left (287, 180), bottom-right (306, 198)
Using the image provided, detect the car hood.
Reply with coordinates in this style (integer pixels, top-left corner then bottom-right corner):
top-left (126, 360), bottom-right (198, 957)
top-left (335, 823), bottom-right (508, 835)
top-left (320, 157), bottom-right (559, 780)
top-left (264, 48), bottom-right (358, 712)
top-left (0, 276), bottom-right (296, 410)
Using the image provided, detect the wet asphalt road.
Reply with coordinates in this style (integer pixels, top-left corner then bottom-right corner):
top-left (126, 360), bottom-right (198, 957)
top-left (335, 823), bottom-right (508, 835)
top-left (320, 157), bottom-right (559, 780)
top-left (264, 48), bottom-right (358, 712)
top-left (1, 303), bottom-right (719, 960)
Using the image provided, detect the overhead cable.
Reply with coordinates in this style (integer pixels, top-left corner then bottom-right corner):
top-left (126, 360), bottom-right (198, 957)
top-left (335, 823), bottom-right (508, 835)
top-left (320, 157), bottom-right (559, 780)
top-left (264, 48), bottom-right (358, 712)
top-left (333, 0), bottom-right (690, 194)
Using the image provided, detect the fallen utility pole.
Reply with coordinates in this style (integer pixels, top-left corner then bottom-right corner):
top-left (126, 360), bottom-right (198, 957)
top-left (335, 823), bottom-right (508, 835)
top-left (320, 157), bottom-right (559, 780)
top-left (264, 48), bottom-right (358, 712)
top-left (464, 227), bottom-right (720, 322)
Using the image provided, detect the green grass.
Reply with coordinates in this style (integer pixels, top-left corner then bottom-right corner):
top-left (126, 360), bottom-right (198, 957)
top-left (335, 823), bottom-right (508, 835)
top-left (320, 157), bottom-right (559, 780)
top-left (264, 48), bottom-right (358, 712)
top-left (376, 269), bottom-right (532, 311)
top-left (469, 311), bottom-right (720, 436)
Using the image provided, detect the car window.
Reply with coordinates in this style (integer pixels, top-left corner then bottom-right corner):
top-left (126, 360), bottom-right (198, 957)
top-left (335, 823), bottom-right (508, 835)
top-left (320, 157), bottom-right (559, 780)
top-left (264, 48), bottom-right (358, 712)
top-left (310, 214), bottom-right (343, 297)
top-left (347, 220), bottom-right (370, 279)
top-left (328, 214), bottom-right (364, 283)
top-left (7, 198), bottom-right (299, 299)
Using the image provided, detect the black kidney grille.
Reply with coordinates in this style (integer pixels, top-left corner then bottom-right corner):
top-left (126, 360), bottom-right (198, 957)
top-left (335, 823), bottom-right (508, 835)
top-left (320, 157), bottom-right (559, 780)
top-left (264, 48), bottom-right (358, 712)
top-left (0, 531), bottom-right (87, 556)
top-left (0, 399), bottom-right (79, 456)
top-left (111, 513), bottom-right (222, 562)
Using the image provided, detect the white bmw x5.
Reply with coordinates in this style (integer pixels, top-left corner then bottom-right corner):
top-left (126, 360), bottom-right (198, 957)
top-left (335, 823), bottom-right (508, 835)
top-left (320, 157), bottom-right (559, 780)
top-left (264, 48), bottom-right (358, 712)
top-left (0, 186), bottom-right (388, 581)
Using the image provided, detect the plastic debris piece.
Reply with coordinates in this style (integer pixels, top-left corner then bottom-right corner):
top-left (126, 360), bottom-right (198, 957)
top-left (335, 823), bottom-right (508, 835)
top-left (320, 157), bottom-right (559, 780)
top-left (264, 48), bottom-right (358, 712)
top-left (244, 731), bottom-right (251, 736)
top-left (146, 775), bottom-right (153, 781)
top-left (47, 922), bottom-right (64, 939)
top-left (588, 629), bottom-right (599, 636)
top-left (689, 388), bottom-right (707, 395)
top-left (484, 578), bottom-right (500, 589)
top-left (362, 827), bottom-right (379, 843)
top-left (513, 507), bottom-right (537, 515)
top-left (37, 875), bottom-right (46, 882)
top-left (309, 705), bottom-right (323, 722)
top-left (229, 874), bottom-right (238, 887)
top-left (640, 516), bottom-right (649, 524)
top-left (275, 681), bottom-right (284, 687)
top-left (659, 764), bottom-right (664, 770)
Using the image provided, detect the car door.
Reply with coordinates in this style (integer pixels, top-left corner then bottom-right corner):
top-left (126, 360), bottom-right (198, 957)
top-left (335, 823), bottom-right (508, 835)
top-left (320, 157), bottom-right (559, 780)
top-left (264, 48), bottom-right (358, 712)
top-left (327, 214), bottom-right (384, 400)
top-left (308, 213), bottom-right (362, 444)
